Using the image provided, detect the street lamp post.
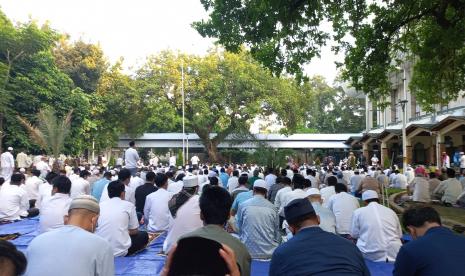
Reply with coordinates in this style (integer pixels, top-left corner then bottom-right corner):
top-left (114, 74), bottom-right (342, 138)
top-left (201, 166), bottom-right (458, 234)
top-left (399, 99), bottom-right (408, 170)
top-left (181, 60), bottom-right (185, 166)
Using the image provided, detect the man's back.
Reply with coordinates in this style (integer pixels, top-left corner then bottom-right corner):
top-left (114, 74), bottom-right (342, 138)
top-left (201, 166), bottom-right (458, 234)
top-left (124, 147), bottom-right (139, 168)
top-left (91, 178), bottom-right (110, 201)
top-left (327, 192), bottom-right (359, 234)
top-left (25, 225), bottom-right (114, 276)
top-left (435, 178), bottom-right (463, 204)
top-left (135, 183), bottom-right (157, 213)
top-left (96, 197), bottom-right (139, 256)
top-left (70, 178), bottom-right (89, 199)
top-left (394, 226), bottom-right (465, 276)
top-left (351, 202), bottom-right (402, 262)
top-left (237, 196), bottom-right (281, 258)
top-left (144, 188), bottom-right (173, 232)
top-left (39, 193), bottom-right (72, 233)
top-left (270, 227), bottom-right (369, 276)
top-left (359, 176), bottom-right (380, 194)
top-left (0, 184), bottom-right (28, 220)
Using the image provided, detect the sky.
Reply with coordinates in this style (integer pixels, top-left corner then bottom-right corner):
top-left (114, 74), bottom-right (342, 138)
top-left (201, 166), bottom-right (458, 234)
top-left (0, 0), bottom-right (342, 84)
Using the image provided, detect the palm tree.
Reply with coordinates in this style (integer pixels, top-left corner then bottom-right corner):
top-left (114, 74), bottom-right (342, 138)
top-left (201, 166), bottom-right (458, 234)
top-left (17, 108), bottom-right (73, 171)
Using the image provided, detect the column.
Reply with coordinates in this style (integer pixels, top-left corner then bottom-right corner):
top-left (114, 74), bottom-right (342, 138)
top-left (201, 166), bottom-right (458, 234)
top-left (405, 137), bottom-right (413, 166)
top-left (363, 142), bottom-right (369, 165)
top-left (429, 140), bottom-right (436, 167)
top-left (437, 134), bottom-right (445, 168)
top-left (381, 141), bottom-right (389, 168)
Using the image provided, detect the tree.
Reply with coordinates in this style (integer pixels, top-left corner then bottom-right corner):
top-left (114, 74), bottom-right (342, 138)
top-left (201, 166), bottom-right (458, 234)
top-left (53, 38), bottom-right (108, 94)
top-left (298, 76), bottom-right (364, 133)
top-left (137, 50), bottom-right (304, 162)
top-left (17, 109), bottom-right (73, 158)
top-left (194, 0), bottom-right (465, 111)
top-left (0, 10), bottom-right (57, 152)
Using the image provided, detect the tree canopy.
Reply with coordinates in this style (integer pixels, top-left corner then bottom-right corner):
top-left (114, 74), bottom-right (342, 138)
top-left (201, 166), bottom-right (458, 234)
top-left (194, 0), bottom-right (465, 111)
top-left (137, 50), bottom-right (305, 161)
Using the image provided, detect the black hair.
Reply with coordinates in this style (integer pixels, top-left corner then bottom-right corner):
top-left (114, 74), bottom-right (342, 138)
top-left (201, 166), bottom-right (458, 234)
top-left (73, 167), bottom-right (80, 174)
top-left (238, 175), bottom-right (248, 185)
top-left (354, 170), bottom-right (360, 175)
top-left (166, 171), bottom-right (174, 178)
top-left (446, 168), bottom-right (456, 178)
top-left (203, 169), bottom-right (209, 175)
top-left (31, 169), bottom-right (41, 177)
top-left (176, 173), bottom-right (185, 182)
top-left (0, 240), bottom-right (27, 275)
top-left (280, 168), bottom-right (287, 176)
top-left (232, 170), bottom-right (239, 177)
top-left (303, 179), bottom-right (312, 189)
top-left (129, 141), bottom-right (135, 147)
top-left (10, 174), bottom-right (23, 185)
top-left (365, 198), bottom-right (379, 204)
top-left (118, 169), bottom-right (131, 182)
top-left (281, 176), bottom-right (291, 185)
top-left (335, 183), bottom-right (348, 193)
top-left (146, 171), bottom-right (156, 182)
top-left (402, 206), bottom-right (442, 228)
top-left (268, 167), bottom-right (274, 174)
top-left (45, 172), bottom-right (58, 184)
top-left (155, 173), bottom-right (168, 188)
top-left (327, 176), bottom-right (338, 187)
top-left (220, 167), bottom-right (225, 173)
top-left (199, 186), bottom-right (232, 225)
top-left (429, 172), bottom-right (437, 178)
top-left (108, 180), bottom-right (125, 198)
top-left (103, 171), bottom-right (112, 178)
top-left (0, 177), bottom-right (4, 186)
top-left (292, 174), bottom-right (306, 189)
top-left (209, 177), bottom-right (219, 186)
top-left (306, 168), bottom-right (312, 175)
top-left (79, 170), bottom-right (91, 178)
top-left (52, 176), bottom-right (72, 194)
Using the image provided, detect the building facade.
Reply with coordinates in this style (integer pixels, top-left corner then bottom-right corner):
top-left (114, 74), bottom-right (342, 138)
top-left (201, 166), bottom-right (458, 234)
top-left (350, 62), bottom-right (465, 168)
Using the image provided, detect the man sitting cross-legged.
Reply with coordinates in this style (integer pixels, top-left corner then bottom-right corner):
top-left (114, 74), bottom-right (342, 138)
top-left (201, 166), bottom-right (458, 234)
top-left (96, 180), bottom-right (148, 257)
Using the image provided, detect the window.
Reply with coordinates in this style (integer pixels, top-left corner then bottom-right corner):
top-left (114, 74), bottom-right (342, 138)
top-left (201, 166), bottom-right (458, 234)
top-left (391, 90), bottom-right (398, 123)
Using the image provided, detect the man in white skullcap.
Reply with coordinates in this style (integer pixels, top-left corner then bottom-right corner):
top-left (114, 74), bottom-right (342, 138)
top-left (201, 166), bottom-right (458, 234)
top-left (26, 195), bottom-right (114, 276)
top-left (1, 147), bottom-right (15, 181)
top-left (350, 190), bottom-right (402, 262)
top-left (163, 175), bottom-right (202, 252)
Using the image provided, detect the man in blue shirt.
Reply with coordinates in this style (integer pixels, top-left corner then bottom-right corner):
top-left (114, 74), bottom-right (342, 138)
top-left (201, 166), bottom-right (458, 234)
top-left (219, 167), bottom-right (229, 189)
top-left (270, 198), bottom-right (370, 276)
top-left (237, 180), bottom-right (281, 258)
top-left (91, 171), bottom-right (111, 201)
top-left (393, 206), bottom-right (465, 276)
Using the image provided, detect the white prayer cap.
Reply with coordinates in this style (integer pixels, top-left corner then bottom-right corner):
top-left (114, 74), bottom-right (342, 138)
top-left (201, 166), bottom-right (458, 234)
top-left (19, 168), bottom-right (26, 173)
top-left (92, 169), bottom-right (100, 175)
top-left (208, 171), bottom-right (217, 178)
top-left (306, 188), bottom-right (320, 196)
top-left (183, 175), bottom-right (198, 188)
top-left (253, 179), bottom-right (268, 190)
top-left (110, 170), bottom-right (116, 175)
top-left (362, 190), bottom-right (378, 201)
top-left (7, 147), bottom-right (13, 151)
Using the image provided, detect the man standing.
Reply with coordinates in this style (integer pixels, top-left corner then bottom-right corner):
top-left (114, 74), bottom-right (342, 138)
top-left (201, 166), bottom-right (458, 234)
top-left (169, 154), bottom-right (176, 167)
top-left (442, 151), bottom-right (450, 168)
top-left (394, 206), bottom-right (465, 276)
top-left (460, 152), bottom-right (465, 175)
top-left (39, 176), bottom-right (72, 233)
top-left (16, 150), bottom-right (31, 169)
top-left (191, 155), bottom-right (200, 168)
top-left (270, 198), bottom-right (369, 275)
top-left (181, 186), bottom-right (251, 276)
top-left (264, 168), bottom-right (277, 191)
top-left (97, 181), bottom-right (148, 257)
top-left (237, 180), bottom-right (281, 258)
top-left (227, 170), bottom-right (240, 193)
top-left (1, 147), bottom-right (15, 181)
top-left (350, 190), bottom-right (402, 262)
top-left (124, 141), bottom-right (140, 177)
top-left (327, 183), bottom-right (360, 237)
top-left (144, 173), bottom-right (174, 232)
top-left (25, 195), bottom-right (114, 276)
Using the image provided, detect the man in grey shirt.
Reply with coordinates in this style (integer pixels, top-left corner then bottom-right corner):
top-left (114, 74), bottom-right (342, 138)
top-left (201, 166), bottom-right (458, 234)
top-left (124, 141), bottom-right (140, 176)
top-left (25, 195), bottom-right (114, 276)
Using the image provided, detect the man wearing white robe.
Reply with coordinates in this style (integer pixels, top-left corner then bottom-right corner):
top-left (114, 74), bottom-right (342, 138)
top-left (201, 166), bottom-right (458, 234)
top-left (1, 147), bottom-right (15, 181)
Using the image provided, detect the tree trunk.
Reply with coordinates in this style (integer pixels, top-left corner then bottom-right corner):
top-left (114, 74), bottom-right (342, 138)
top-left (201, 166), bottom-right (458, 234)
top-left (0, 113), bottom-right (3, 155)
top-left (206, 141), bottom-right (222, 163)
